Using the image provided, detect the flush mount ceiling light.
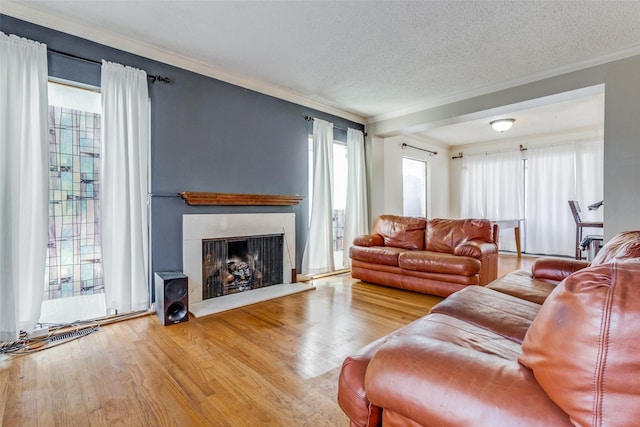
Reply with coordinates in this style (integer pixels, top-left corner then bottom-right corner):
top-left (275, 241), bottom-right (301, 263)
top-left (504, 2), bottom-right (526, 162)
top-left (490, 118), bottom-right (516, 132)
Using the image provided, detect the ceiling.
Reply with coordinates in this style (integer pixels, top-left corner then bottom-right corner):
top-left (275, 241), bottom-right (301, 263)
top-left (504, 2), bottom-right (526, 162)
top-left (420, 87), bottom-right (605, 147)
top-left (3, 1), bottom-right (640, 142)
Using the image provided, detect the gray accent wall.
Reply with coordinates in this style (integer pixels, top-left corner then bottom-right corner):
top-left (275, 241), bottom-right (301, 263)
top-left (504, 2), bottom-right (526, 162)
top-left (1, 16), bottom-right (364, 287)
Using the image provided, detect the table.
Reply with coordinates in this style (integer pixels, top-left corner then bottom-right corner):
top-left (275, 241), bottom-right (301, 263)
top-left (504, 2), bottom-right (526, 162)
top-left (492, 219), bottom-right (525, 258)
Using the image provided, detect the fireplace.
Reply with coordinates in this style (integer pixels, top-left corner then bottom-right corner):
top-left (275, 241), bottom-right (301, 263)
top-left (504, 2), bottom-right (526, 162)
top-left (202, 234), bottom-right (283, 299)
top-left (183, 213), bottom-right (295, 304)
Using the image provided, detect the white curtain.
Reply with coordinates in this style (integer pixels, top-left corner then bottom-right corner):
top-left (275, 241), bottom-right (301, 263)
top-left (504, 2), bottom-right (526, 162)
top-left (343, 128), bottom-right (369, 267)
top-left (460, 153), bottom-right (487, 218)
top-left (302, 119), bottom-right (334, 275)
top-left (576, 139), bottom-right (604, 219)
top-left (526, 140), bottom-right (604, 256)
top-left (0, 33), bottom-right (49, 341)
top-left (460, 150), bottom-right (523, 251)
top-left (101, 61), bottom-right (150, 314)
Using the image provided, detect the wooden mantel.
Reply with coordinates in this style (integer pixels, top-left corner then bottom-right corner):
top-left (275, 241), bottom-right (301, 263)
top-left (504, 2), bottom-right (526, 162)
top-left (180, 192), bottom-right (304, 206)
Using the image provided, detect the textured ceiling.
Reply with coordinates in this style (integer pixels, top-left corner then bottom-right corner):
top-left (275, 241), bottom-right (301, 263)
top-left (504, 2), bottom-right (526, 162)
top-left (3, 0), bottom-right (640, 125)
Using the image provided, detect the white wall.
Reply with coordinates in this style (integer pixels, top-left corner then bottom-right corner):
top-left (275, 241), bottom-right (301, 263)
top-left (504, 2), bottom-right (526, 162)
top-left (368, 134), bottom-right (449, 221)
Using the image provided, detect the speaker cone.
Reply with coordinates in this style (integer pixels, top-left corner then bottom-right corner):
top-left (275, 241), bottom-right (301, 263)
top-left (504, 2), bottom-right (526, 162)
top-left (166, 281), bottom-right (188, 300)
top-left (167, 302), bottom-right (187, 322)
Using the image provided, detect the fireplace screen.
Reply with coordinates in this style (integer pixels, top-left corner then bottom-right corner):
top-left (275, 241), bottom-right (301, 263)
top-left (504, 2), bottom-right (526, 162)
top-left (202, 234), bottom-right (284, 299)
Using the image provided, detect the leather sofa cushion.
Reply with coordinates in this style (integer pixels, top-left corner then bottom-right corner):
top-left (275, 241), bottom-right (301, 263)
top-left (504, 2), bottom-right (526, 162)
top-left (350, 246), bottom-right (407, 267)
top-left (366, 334), bottom-right (570, 427)
top-left (430, 286), bottom-right (541, 343)
top-left (487, 270), bottom-right (557, 304)
top-left (425, 218), bottom-right (494, 253)
top-left (373, 215), bottom-right (427, 250)
top-left (519, 260), bottom-right (640, 426)
top-left (399, 251), bottom-right (480, 276)
top-left (591, 230), bottom-right (640, 265)
top-left (339, 312), bottom-right (522, 427)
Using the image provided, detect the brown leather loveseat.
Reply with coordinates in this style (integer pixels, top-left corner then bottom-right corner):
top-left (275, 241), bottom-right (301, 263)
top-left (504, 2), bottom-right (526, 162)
top-left (338, 230), bottom-right (640, 426)
top-left (350, 215), bottom-right (499, 298)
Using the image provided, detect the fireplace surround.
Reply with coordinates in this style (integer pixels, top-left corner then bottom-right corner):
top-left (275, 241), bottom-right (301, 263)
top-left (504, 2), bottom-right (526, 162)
top-left (183, 213), bottom-right (295, 304)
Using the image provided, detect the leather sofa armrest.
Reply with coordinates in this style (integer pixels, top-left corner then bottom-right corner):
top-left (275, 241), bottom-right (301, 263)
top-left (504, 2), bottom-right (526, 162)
top-left (531, 257), bottom-right (590, 283)
top-left (454, 240), bottom-right (498, 259)
top-left (365, 337), bottom-right (571, 427)
top-left (353, 234), bottom-right (384, 247)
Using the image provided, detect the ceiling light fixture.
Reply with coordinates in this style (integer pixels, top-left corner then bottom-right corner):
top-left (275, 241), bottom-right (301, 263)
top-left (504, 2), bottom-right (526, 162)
top-left (490, 118), bottom-right (516, 132)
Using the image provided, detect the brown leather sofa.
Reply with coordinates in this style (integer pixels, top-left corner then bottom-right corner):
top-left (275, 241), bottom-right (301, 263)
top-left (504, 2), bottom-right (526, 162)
top-left (338, 230), bottom-right (640, 427)
top-left (350, 215), bottom-right (499, 298)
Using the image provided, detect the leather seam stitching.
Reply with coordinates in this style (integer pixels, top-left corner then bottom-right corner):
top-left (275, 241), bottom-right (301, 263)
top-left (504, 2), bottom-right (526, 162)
top-left (592, 263), bottom-right (615, 427)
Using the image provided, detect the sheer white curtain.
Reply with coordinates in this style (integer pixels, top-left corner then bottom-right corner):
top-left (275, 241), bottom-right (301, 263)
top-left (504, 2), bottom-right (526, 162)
top-left (0, 34), bottom-right (49, 341)
top-left (460, 153), bottom-right (489, 217)
top-left (526, 143), bottom-right (577, 255)
top-left (527, 140), bottom-right (604, 256)
top-left (302, 119), bottom-right (334, 275)
top-left (460, 150), bottom-right (523, 250)
top-left (576, 139), bottom-right (604, 221)
top-left (343, 128), bottom-right (369, 267)
top-left (101, 61), bottom-right (150, 313)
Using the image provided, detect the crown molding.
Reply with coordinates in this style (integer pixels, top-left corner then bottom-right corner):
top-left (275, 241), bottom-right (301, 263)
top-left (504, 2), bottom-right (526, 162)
top-left (1, 1), bottom-right (365, 124)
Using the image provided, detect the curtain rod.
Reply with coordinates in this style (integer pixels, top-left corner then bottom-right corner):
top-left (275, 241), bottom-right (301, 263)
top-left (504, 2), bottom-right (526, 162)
top-left (401, 142), bottom-right (437, 156)
top-left (451, 144), bottom-right (528, 160)
top-left (48, 48), bottom-right (171, 84)
top-left (304, 116), bottom-right (367, 136)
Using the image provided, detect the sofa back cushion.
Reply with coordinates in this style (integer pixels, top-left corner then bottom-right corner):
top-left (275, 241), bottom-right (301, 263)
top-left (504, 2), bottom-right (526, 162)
top-left (373, 215), bottom-right (427, 250)
top-left (519, 260), bottom-right (640, 426)
top-left (591, 230), bottom-right (640, 265)
top-left (425, 218), bottom-right (494, 253)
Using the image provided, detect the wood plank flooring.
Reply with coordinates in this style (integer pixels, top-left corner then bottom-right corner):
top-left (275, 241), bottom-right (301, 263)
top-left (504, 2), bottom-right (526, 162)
top-left (0, 254), bottom-right (536, 427)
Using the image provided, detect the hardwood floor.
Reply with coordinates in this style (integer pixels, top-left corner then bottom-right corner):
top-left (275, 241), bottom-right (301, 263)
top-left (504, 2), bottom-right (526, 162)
top-left (497, 253), bottom-right (537, 277)
top-left (0, 254), bottom-right (535, 427)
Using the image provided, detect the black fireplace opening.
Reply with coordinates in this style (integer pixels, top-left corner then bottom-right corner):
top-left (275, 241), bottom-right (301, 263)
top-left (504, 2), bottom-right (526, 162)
top-left (202, 234), bottom-right (284, 300)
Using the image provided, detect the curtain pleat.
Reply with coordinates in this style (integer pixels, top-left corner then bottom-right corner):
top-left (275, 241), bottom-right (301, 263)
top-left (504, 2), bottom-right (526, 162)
top-left (526, 144), bottom-right (577, 255)
top-left (526, 140), bottom-right (603, 256)
top-left (0, 33), bottom-right (49, 341)
top-left (460, 150), bottom-right (523, 251)
top-left (100, 61), bottom-right (150, 313)
top-left (343, 128), bottom-right (369, 267)
top-left (302, 119), bottom-right (334, 275)
top-left (461, 141), bottom-right (603, 256)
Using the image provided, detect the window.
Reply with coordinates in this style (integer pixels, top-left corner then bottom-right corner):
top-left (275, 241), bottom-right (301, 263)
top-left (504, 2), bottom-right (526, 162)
top-left (44, 81), bottom-right (103, 302)
top-left (307, 135), bottom-right (349, 269)
top-left (308, 135), bottom-right (314, 223)
top-left (402, 157), bottom-right (428, 217)
top-left (332, 142), bottom-right (347, 269)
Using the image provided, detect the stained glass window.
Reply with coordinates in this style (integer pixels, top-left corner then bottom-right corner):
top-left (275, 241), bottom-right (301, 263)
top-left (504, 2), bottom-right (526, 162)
top-left (44, 105), bottom-right (103, 300)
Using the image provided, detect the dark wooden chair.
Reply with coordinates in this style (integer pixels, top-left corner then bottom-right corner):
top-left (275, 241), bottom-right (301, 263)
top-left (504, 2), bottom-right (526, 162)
top-left (568, 200), bottom-right (603, 259)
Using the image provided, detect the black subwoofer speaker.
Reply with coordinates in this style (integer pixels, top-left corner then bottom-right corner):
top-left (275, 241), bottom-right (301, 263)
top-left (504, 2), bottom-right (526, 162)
top-left (155, 271), bottom-right (189, 326)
